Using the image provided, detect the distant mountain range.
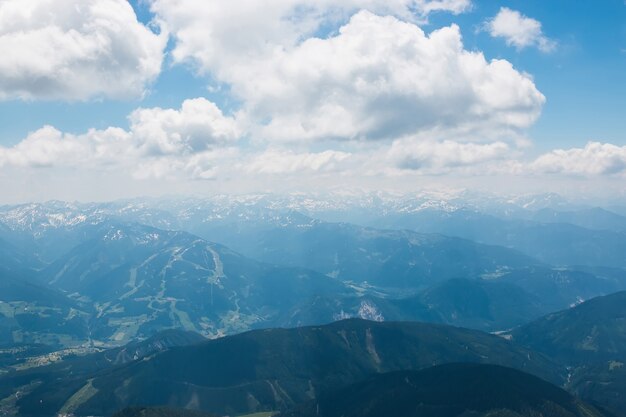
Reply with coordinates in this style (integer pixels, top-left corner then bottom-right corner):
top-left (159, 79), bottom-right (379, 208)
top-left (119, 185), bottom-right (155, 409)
top-left (8, 222), bottom-right (351, 346)
top-left (0, 197), bottom-right (625, 348)
top-left (370, 208), bottom-right (626, 268)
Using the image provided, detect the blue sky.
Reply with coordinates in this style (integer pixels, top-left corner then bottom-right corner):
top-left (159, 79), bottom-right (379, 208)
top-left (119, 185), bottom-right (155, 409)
top-left (1, 0), bottom-right (623, 150)
top-left (430, 0), bottom-right (626, 150)
top-left (0, 0), bottom-right (624, 202)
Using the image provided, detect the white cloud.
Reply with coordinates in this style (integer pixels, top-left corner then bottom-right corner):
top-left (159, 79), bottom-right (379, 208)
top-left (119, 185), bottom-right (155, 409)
top-left (214, 11), bottom-right (544, 143)
top-left (151, 2), bottom-right (545, 145)
top-left (532, 142), bottom-right (626, 176)
top-left (389, 139), bottom-right (511, 171)
top-left (150, 1), bottom-right (543, 144)
top-left (0, 0), bottom-right (167, 100)
top-left (0, 98), bottom-right (240, 179)
top-left (485, 7), bottom-right (556, 53)
top-left (0, 126), bottom-right (131, 168)
top-left (151, 0), bottom-right (471, 76)
top-left (129, 98), bottom-right (240, 156)
top-left (416, 0), bottom-right (472, 15)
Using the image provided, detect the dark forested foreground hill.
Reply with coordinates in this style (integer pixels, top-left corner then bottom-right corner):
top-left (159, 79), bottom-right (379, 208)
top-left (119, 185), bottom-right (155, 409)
top-left (108, 365), bottom-right (615, 417)
top-left (278, 363), bottom-right (612, 417)
top-left (4, 319), bottom-right (564, 417)
top-left (112, 407), bottom-right (218, 417)
top-left (3, 309), bottom-right (626, 417)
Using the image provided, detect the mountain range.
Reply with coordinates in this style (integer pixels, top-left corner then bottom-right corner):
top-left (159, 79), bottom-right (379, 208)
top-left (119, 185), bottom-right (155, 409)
top-left (1, 195), bottom-right (626, 416)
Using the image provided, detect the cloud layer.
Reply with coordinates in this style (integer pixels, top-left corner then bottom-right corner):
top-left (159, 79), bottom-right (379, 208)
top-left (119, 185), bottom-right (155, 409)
top-left (389, 139), bottom-right (510, 172)
top-left (0, 97), bottom-right (624, 201)
top-left (0, 0), bottom-right (167, 100)
top-left (2, 0), bottom-right (618, 200)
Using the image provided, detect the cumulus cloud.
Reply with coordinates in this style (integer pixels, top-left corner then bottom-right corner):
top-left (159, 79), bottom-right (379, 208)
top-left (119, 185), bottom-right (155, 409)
top-left (0, 98), bottom-right (239, 179)
top-left (273, 12), bottom-right (541, 142)
top-left (0, 126), bottom-right (131, 168)
top-left (203, 11), bottom-right (544, 143)
top-left (532, 142), bottom-right (626, 176)
top-left (0, 0), bottom-right (167, 100)
top-left (389, 139), bottom-right (511, 171)
top-left (151, 0), bottom-right (472, 75)
top-left (485, 7), bottom-right (556, 52)
top-left (151, 1), bottom-right (548, 145)
top-left (129, 98), bottom-right (240, 156)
